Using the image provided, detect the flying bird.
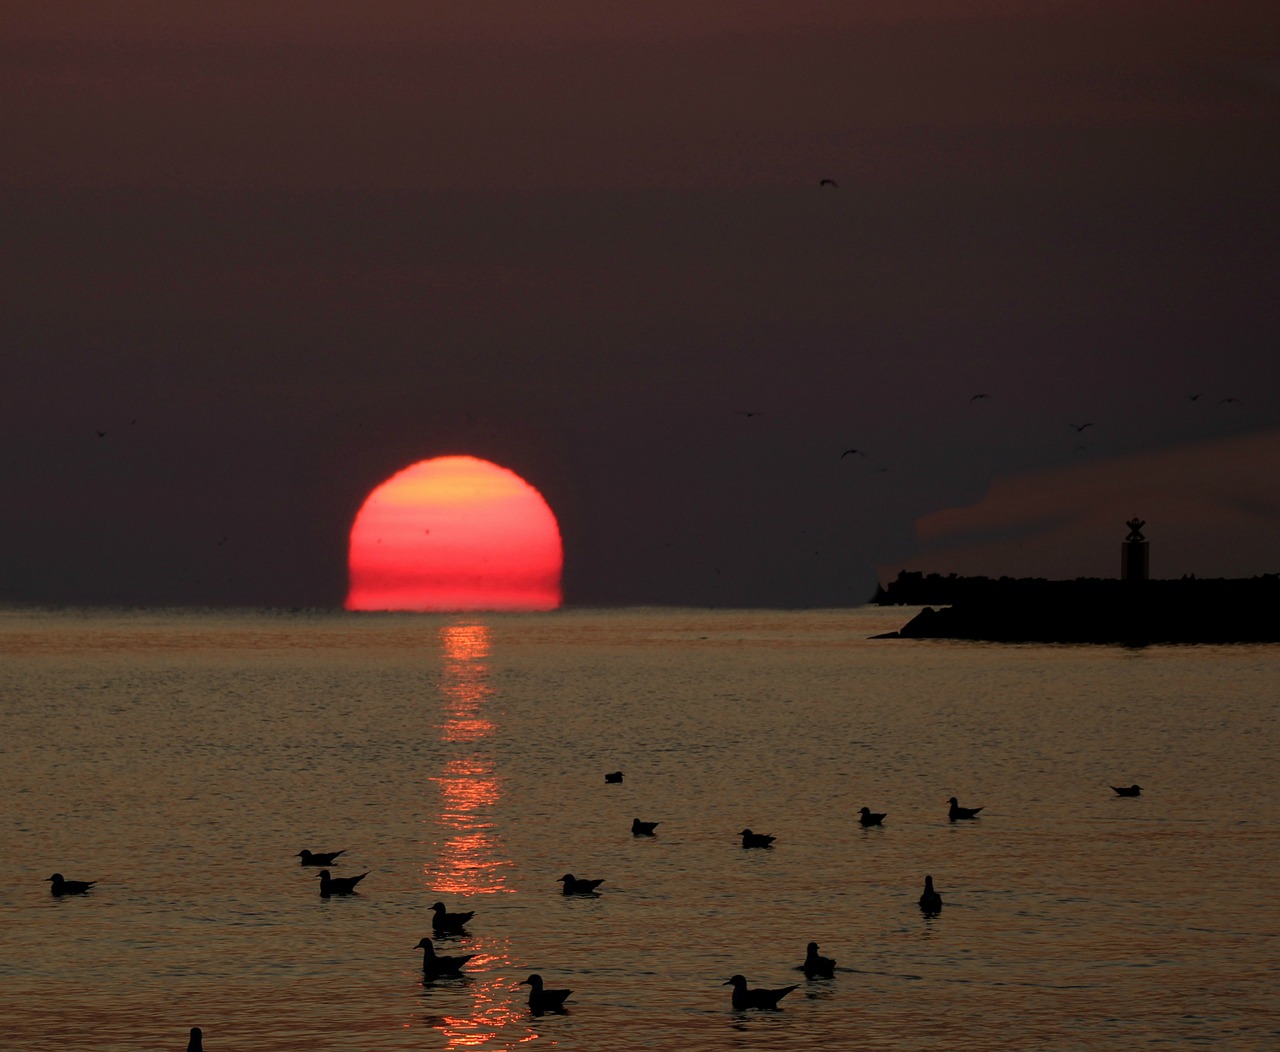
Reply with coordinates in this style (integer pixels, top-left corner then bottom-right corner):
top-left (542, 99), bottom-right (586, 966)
top-left (858, 806), bottom-right (886, 827)
top-left (735, 409), bottom-right (765, 418)
top-left (725, 974), bottom-right (798, 1010)
top-left (317, 869), bottom-right (367, 897)
top-left (522, 973), bottom-right (572, 1015)
top-left (1188, 393), bottom-right (1202, 401)
top-left (296, 849), bottom-right (345, 866)
top-left (819, 178), bottom-right (838, 187)
top-left (841, 448), bottom-right (867, 458)
top-left (46, 873), bottom-right (95, 896)
top-left (431, 900), bottom-right (475, 933)
top-left (969, 393), bottom-right (990, 401)
top-left (1111, 784), bottom-right (1143, 797)
top-left (800, 941), bottom-right (837, 979)
top-left (631, 818), bottom-right (659, 836)
top-left (415, 937), bottom-right (476, 976)
top-left (1069, 422), bottom-right (1094, 432)
top-left (559, 873), bottom-right (604, 895)
top-left (739, 828), bottom-right (776, 848)
top-left (948, 796), bottom-right (984, 821)
top-left (919, 874), bottom-right (942, 917)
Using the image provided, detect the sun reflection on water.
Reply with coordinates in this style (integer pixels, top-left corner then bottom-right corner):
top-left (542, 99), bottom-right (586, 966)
top-left (422, 623), bottom-right (529, 1048)
top-left (425, 624), bottom-right (514, 895)
top-left (421, 964), bottom-right (541, 1049)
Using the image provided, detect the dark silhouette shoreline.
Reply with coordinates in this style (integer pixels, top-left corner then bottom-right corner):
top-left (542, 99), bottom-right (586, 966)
top-left (873, 571), bottom-right (1280, 644)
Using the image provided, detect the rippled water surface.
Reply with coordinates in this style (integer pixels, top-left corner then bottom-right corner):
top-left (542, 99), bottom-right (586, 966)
top-left (1, 607), bottom-right (1276, 1051)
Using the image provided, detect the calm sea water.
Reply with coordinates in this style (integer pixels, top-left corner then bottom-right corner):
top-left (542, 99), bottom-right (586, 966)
top-left (1, 606), bottom-right (1276, 1051)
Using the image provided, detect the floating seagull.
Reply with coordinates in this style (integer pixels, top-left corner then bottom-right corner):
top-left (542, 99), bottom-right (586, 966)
top-left (317, 869), bottom-right (367, 897)
top-left (631, 818), bottom-right (659, 836)
top-left (819, 178), bottom-right (838, 187)
top-left (415, 937), bottom-right (475, 976)
top-left (800, 941), bottom-right (836, 979)
top-left (739, 828), bottom-right (776, 848)
top-left (187, 1027), bottom-right (203, 1052)
top-left (1111, 784), bottom-right (1143, 797)
top-left (431, 900), bottom-right (475, 933)
top-left (858, 806), bottom-right (886, 827)
top-left (841, 448), bottom-right (867, 458)
top-left (919, 874), bottom-right (942, 917)
top-left (1069, 422), bottom-right (1094, 432)
top-left (724, 974), bottom-right (798, 1010)
top-left (46, 873), bottom-right (95, 896)
top-left (604, 771), bottom-right (623, 784)
top-left (948, 796), bottom-right (983, 820)
top-left (296, 849), bottom-right (345, 866)
top-left (522, 973), bottom-right (572, 1015)
top-left (559, 873), bottom-right (604, 895)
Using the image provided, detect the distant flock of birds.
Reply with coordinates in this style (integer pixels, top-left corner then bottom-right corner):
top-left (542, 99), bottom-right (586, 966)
top-left (46, 777), bottom-right (1144, 1045)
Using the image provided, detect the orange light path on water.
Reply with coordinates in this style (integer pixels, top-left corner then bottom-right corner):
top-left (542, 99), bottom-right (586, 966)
top-left (414, 623), bottom-right (540, 1049)
top-left (424, 623), bottom-right (515, 896)
top-left (346, 456), bottom-right (563, 612)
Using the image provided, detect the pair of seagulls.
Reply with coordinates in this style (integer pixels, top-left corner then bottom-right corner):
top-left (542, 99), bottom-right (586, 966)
top-left (296, 848), bottom-right (368, 898)
top-left (721, 944), bottom-right (842, 1015)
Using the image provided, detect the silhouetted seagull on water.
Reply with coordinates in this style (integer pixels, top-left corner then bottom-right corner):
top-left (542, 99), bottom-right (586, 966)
top-left (800, 941), bottom-right (837, 979)
top-left (46, 873), bottom-right (95, 896)
top-left (948, 796), bottom-right (983, 820)
top-left (1111, 784), bottom-right (1143, 797)
top-left (631, 818), bottom-right (659, 836)
top-left (522, 973), bottom-right (572, 1014)
top-left (919, 875), bottom-right (942, 917)
top-left (415, 937), bottom-right (475, 976)
top-left (296, 849), bottom-right (344, 866)
top-left (858, 806), bottom-right (886, 827)
top-left (559, 873), bottom-right (604, 895)
top-left (431, 901), bottom-right (475, 933)
top-left (187, 1026), bottom-right (203, 1052)
top-left (739, 829), bottom-right (776, 848)
top-left (604, 771), bottom-right (623, 784)
top-left (725, 974), bottom-right (798, 1010)
top-left (317, 869), bottom-right (367, 897)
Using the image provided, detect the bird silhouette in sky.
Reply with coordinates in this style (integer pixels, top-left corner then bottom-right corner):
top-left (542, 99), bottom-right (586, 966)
top-left (819, 178), bottom-right (838, 187)
top-left (841, 448), bottom-right (867, 458)
top-left (969, 393), bottom-right (990, 401)
top-left (735, 409), bottom-right (765, 418)
top-left (1188, 393), bottom-right (1202, 401)
top-left (1069, 422), bottom-right (1094, 432)
top-left (1220, 396), bottom-right (1240, 404)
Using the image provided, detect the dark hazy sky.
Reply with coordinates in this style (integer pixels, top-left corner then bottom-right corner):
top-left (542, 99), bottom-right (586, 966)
top-left (3, 2), bottom-right (1277, 607)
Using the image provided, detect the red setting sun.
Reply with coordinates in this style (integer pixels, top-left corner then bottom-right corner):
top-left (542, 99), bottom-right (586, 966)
top-left (345, 456), bottom-right (563, 611)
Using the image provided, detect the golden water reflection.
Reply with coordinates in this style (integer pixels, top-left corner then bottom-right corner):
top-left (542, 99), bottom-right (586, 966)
top-left (424, 624), bottom-right (513, 895)
top-left (422, 624), bottom-right (525, 1050)
top-left (419, 952), bottom-right (540, 1050)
